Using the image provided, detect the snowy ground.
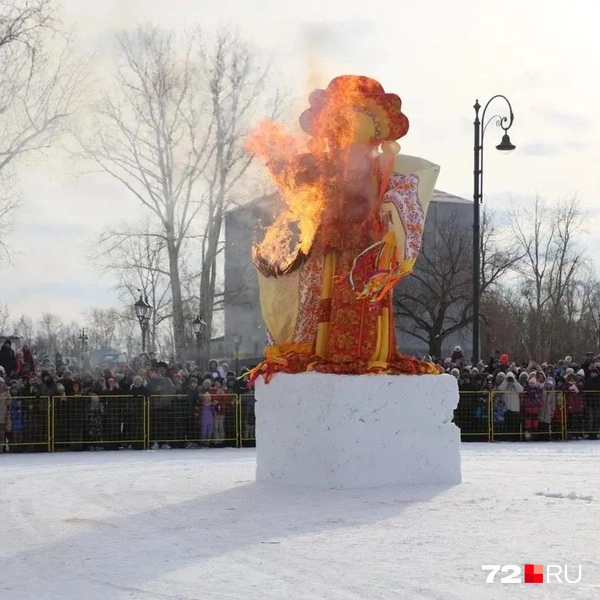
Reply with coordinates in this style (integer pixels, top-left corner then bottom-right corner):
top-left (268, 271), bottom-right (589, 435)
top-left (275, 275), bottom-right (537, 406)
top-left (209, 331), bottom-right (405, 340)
top-left (0, 444), bottom-right (599, 600)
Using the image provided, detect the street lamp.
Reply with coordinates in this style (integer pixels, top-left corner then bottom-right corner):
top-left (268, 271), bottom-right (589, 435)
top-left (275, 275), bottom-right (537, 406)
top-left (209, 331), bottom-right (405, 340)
top-left (78, 328), bottom-right (88, 359)
top-left (234, 334), bottom-right (242, 375)
top-left (472, 95), bottom-right (516, 364)
top-left (134, 294), bottom-right (153, 353)
top-left (192, 315), bottom-right (206, 371)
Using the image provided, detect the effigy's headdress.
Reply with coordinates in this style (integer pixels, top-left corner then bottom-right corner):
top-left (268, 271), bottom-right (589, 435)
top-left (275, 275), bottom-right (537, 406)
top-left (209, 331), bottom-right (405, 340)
top-left (299, 75), bottom-right (409, 150)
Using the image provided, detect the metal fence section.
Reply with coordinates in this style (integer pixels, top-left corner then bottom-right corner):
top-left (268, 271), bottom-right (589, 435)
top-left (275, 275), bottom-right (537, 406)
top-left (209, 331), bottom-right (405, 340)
top-left (451, 391), bottom-right (567, 442)
top-left (239, 394), bottom-right (256, 447)
top-left (148, 393), bottom-right (239, 448)
top-left (52, 395), bottom-right (146, 451)
top-left (3, 390), bottom-right (600, 454)
top-left (454, 391), bottom-right (491, 441)
top-left (3, 396), bottom-right (51, 452)
top-left (566, 391), bottom-right (600, 440)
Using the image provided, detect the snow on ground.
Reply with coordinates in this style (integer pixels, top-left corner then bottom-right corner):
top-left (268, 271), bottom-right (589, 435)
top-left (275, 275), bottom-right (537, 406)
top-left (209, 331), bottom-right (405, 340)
top-left (0, 443), bottom-right (599, 600)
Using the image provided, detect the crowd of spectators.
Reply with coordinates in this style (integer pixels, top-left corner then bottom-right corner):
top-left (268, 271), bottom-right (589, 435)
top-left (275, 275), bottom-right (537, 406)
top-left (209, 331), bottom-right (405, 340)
top-left (440, 347), bottom-right (600, 440)
top-left (0, 339), bottom-right (256, 453)
top-left (2, 336), bottom-right (599, 452)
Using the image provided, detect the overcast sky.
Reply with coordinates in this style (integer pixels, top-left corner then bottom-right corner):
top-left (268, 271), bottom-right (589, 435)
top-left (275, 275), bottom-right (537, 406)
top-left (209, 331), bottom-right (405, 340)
top-left (3, 0), bottom-right (599, 323)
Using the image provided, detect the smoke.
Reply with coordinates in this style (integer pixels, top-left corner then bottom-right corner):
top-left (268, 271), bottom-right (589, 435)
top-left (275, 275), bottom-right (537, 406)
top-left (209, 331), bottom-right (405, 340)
top-left (302, 22), bottom-right (329, 96)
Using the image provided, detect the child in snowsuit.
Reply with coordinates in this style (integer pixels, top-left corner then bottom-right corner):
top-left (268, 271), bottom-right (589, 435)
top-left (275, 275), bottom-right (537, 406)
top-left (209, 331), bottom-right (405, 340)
top-left (197, 393), bottom-right (215, 447)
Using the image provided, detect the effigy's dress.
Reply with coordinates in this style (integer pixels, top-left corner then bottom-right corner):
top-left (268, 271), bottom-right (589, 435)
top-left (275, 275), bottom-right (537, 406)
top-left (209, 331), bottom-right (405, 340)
top-left (248, 75), bottom-right (441, 381)
top-left (254, 152), bottom-right (440, 380)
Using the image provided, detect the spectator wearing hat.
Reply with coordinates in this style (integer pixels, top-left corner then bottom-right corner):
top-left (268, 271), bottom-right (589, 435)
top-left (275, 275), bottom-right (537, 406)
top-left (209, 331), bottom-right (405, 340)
top-left (451, 346), bottom-right (465, 369)
top-left (539, 377), bottom-right (558, 439)
top-left (21, 344), bottom-right (35, 375)
top-left (497, 371), bottom-right (523, 438)
top-left (0, 340), bottom-right (15, 378)
top-left (583, 352), bottom-right (596, 378)
top-left (454, 369), bottom-right (477, 436)
top-left (584, 365), bottom-right (600, 440)
top-left (523, 374), bottom-right (543, 438)
top-left (565, 373), bottom-right (585, 439)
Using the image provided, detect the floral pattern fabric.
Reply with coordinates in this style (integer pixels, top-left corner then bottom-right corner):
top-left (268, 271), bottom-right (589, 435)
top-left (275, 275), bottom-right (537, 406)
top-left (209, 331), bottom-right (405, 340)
top-left (382, 172), bottom-right (424, 260)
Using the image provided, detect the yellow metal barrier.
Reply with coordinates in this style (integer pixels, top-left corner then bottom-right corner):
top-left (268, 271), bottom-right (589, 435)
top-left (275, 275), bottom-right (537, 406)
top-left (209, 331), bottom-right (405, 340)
top-left (239, 394), bottom-right (256, 447)
top-left (147, 394), bottom-right (239, 448)
top-left (2, 396), bottom-right (51, 453)
top-left (4, 389), bottom-right (600, 454)
top-left (50, 395), bottom-right (146, 451)
top-left (454, 391), bottom-right (491, 442)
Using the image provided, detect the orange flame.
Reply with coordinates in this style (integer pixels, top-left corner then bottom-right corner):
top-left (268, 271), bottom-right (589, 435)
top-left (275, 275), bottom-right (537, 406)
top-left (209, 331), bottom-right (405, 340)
top-left (246, 76), bottom-right (406, 274)
top-left (245, 121), bottom-right (329, 274)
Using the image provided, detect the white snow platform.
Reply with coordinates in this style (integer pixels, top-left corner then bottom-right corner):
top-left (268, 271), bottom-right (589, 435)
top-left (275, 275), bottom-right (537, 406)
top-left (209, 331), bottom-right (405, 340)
top-left (255, 372), bottom-right (461, 489)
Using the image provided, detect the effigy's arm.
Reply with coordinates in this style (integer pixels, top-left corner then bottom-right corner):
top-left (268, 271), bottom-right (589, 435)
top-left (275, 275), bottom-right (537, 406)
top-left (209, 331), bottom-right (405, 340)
top-left (344, 154), bottom-right (440, 302)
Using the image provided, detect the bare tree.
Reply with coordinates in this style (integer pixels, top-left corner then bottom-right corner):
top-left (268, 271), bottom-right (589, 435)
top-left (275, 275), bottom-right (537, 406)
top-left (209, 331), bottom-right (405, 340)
top-left (394, 207), bottom-right (518, 359)
top-left (79, 24), bottom-right (279, 359)
top-left (13, 313), bottom-right (34, 343)
top-left (0, 303), bottom-right (10, 334)
top-left (85, 308), bottom-right (120, 350)
top-left (112, 308), bottom-right (141, 357)
top-left (510, 196), bottom-right (586, 359)
top-left (196, 29), bottom-right (281, 361)
top-left (580, 273), bottom-right (600, 355)
top-left (0, 0), bottom-right (84, 258)
top-left (35, 312), bottom-right (64, 358)
top-left (94, 218), bottom-right (173, 352)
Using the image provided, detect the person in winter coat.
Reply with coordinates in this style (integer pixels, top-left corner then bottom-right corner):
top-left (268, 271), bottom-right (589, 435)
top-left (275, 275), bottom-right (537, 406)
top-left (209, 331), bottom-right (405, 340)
top-left (39, 372), bottom-right (57, 398)
top-left (0, 378), bottom-right (11, 452)
top-left (523, 374), bottom-right (543, 437)
top-left (14, 351), bottom-right (23, 377)
top-left (565, 374), bottom-right (585, 439)
top-left (538, 377), bottom-right (558, 438)
top-left (126, 376), bottom-right (148, 448)
top-left (7, 394), bottom-right (24, 452)
top-left (196, 393), bottom-right (215, 447)
top-left (584, 365), bottom-right (600, 440)
top-left (454, 370), bottom-right (478, 435)
top-left (21, 345), bottom-right (35, 375)
top-left (0, 340), bottom-right (16, 377)
top-left (218, 362), bottom-right (230, 380)
top-left (451, 346), bottom-right (465, 368)
top-left (493, 395), bottom-right (508, 432)
top-left (185, 377), bottom-right (200, 445)
top-left (497, 372), bottom-right (524, 437)
top-left (207, 360), bottom-right (221, 381)
top-left (102, 377), bottom-right (124, 449)
top-left (147, 368), bottom-right (175, 449)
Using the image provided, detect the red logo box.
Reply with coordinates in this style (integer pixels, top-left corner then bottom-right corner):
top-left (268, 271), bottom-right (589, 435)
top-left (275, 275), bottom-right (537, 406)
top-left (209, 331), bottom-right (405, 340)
top-left (524, 564), bottom-right (544, 584)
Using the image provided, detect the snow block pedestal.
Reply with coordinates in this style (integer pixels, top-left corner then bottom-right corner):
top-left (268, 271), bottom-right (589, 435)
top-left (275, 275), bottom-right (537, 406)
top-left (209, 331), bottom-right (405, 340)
top-left (255, 372), bottom-right (461, 489)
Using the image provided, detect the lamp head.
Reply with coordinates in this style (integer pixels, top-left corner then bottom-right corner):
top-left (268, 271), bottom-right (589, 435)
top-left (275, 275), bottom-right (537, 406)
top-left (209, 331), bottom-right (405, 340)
top-left (192, 316), bottom-right (205, 335)
top-left (134, 295), bottom-right (153, 322)
top-left (496, 133), bottom-right (516, 152)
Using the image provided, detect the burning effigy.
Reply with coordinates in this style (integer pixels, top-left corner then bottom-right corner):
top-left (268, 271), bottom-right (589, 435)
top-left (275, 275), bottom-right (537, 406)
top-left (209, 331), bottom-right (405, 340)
top-left (247, 75), bottom-right (442, 382)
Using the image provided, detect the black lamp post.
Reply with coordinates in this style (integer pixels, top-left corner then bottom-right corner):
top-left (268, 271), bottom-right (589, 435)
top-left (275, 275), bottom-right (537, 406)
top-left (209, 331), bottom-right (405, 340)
top-left (192, 315), bottom-right (206, 371)
top-left (78, 328), bottom-right (88, 360)
top-left (472, 95), bottom-right (516, 364)
top-left (234, 334), bottom-right (242, 375)
top-left (134, 294), bottom-right (153, 353)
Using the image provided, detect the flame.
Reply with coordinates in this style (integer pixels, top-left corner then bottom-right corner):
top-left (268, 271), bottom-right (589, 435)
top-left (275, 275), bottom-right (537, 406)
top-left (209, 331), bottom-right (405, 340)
top-left (246, 77), bottom-right (385, 274)
top-left (245, 122), bottom-right (327, 274)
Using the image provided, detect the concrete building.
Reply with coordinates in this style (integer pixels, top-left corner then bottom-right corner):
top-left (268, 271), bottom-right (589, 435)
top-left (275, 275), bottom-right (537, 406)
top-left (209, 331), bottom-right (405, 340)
top-left (224, 190), bottom-right (472, 362)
